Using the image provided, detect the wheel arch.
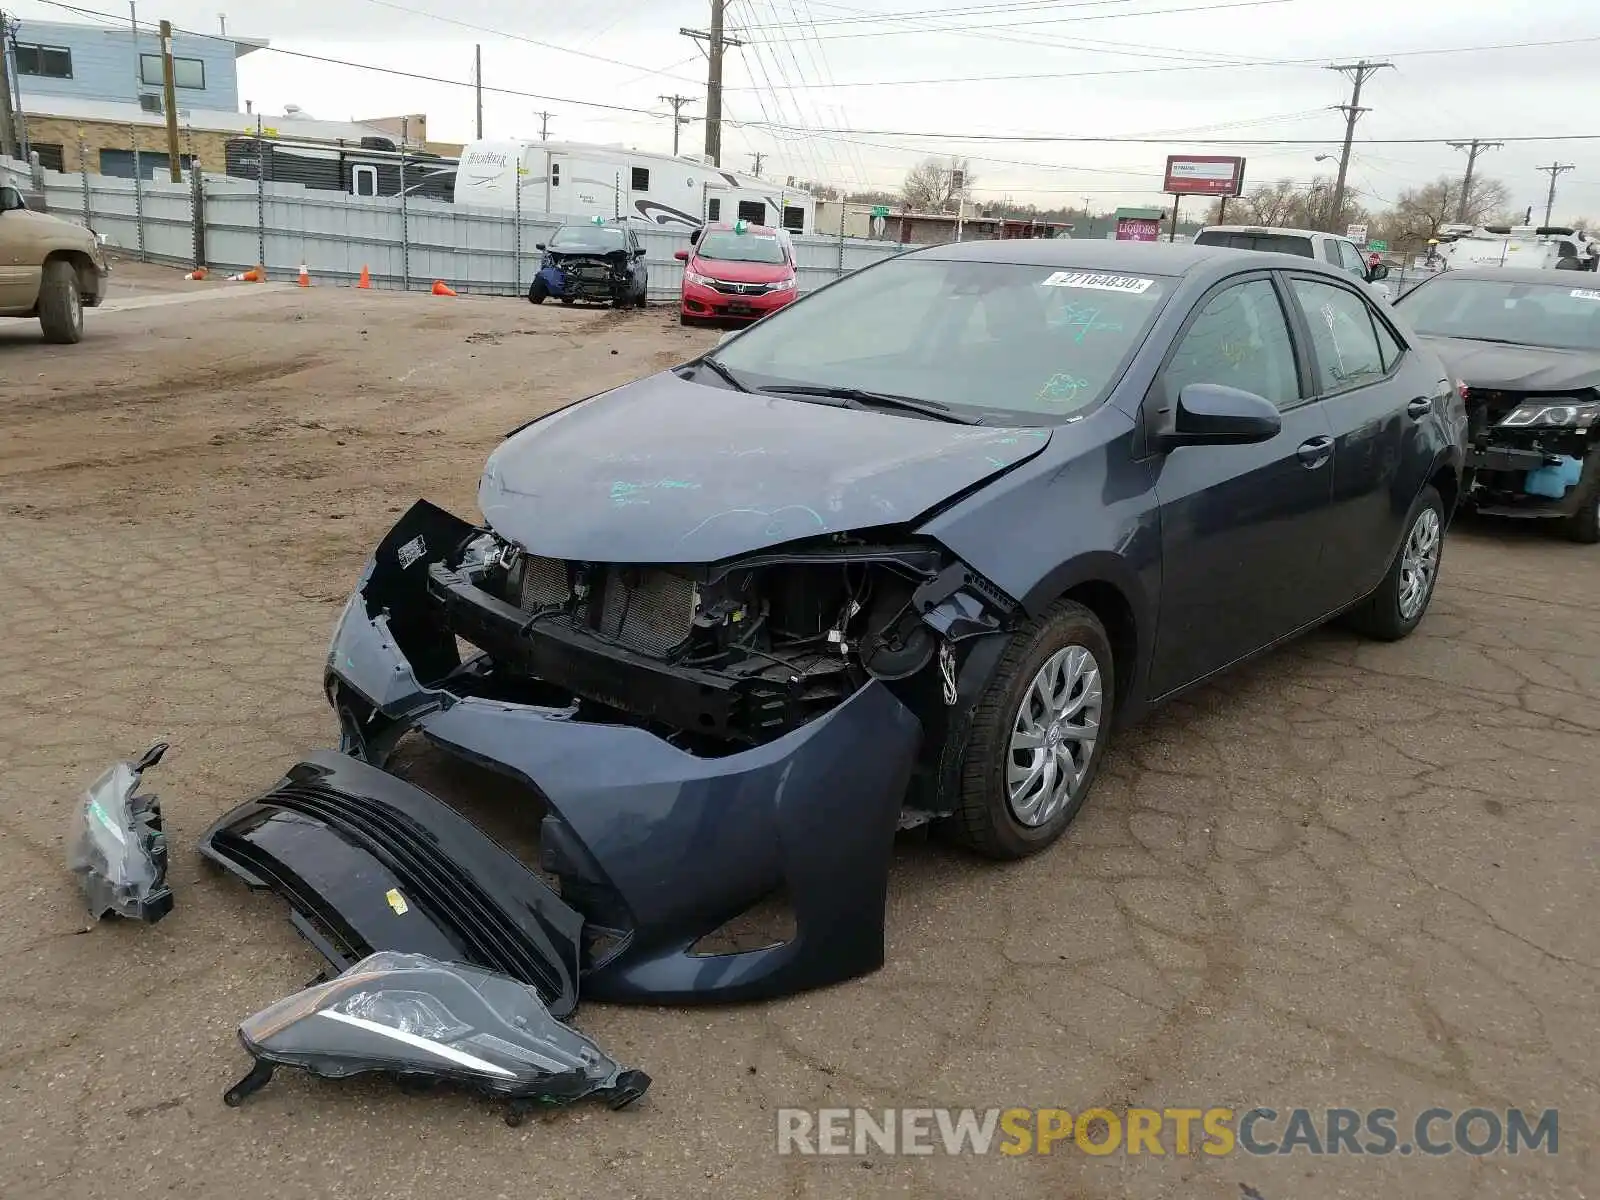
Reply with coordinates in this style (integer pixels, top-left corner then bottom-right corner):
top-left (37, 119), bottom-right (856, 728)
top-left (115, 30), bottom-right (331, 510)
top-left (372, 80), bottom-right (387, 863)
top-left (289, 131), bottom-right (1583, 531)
top-left (42, 248), bottom-right (96, 296)
top-left (1017, 553), bottom-right (1151, 721)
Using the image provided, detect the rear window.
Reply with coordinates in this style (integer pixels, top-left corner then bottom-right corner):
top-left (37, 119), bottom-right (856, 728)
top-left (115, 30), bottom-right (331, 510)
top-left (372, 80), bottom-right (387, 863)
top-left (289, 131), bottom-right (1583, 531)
top-left (1195, 231), bottom-right (1316, 258)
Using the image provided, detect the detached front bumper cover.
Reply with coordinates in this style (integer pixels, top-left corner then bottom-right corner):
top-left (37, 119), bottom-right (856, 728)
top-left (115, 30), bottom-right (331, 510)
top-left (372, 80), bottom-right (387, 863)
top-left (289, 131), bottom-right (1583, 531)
top-left (319, 500), bottom-right (924, 1005)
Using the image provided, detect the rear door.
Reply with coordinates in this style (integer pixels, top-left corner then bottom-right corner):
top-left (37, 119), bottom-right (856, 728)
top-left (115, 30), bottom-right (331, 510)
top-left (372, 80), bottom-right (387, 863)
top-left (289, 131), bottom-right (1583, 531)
top-left (1283, 274), bottom-right (1415, 608)
top-left (1145, 271), bottom-right (1335, 695)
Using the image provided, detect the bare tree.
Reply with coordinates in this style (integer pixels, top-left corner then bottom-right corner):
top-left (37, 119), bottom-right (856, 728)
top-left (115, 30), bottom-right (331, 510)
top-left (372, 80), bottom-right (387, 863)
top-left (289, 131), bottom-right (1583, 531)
top-left (901, 156), bottom-right (977, 212)
top-left (1370, 174), bottom-right (1510, 253)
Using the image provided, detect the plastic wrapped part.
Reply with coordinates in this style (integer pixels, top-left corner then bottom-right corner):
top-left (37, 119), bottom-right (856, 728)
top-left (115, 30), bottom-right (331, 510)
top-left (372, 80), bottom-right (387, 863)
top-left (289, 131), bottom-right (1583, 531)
top-left (226, 951), bottom-right (651, 1121)
top-left (66, 742), bottom-right (173, 923)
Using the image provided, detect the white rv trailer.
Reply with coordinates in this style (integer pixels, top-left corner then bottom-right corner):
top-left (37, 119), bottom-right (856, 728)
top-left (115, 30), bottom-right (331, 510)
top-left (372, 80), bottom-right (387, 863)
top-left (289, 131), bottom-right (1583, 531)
top-left (453, 140), bottom-right (816, 235)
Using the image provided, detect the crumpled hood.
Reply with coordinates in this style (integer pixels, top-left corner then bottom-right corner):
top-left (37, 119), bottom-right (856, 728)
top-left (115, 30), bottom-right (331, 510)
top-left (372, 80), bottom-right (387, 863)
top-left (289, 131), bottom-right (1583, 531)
top-left (1422, 336), bottom-right (1600, 393)
top-left (478, 372), bottom-right (1052, 563)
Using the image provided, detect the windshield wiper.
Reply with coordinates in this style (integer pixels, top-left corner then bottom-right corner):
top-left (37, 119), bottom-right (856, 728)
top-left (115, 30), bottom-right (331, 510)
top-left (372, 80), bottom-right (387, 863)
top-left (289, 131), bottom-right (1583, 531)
top-left (1440, 335), bottom-right (1543, 347)
top-left (757, 384), bottom-right (984, 425)
top-left (697, 356), bottom-right (752, 392)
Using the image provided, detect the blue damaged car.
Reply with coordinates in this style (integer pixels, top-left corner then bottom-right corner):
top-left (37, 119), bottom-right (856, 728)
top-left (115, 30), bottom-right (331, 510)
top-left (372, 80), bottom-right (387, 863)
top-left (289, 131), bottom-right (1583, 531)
top-left (202, 240), bottom-right (1466, 1012)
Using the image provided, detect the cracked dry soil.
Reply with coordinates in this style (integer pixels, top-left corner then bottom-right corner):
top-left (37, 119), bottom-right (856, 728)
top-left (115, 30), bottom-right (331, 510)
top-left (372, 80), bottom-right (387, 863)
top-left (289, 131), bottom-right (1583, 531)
top-left (0, 267), bottom-right (1594, 1200)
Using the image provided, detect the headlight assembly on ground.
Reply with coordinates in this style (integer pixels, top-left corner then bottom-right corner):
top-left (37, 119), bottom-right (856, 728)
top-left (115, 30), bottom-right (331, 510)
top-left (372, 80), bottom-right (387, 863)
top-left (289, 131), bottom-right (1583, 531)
top-left (225, 951), bottom-right (650, 1124)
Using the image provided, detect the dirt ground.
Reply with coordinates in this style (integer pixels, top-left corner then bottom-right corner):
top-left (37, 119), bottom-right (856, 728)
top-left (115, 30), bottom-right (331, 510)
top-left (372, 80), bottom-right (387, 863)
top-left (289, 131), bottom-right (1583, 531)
top-left (1, 262), bottom-right (1595, 1200)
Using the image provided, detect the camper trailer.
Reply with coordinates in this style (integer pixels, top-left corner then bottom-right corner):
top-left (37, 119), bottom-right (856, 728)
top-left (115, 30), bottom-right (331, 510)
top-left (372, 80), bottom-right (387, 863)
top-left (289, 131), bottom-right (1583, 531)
top-left (224, 137), bottom-right (458, 201)
top-left (453, 140), bottom-right (815, 235)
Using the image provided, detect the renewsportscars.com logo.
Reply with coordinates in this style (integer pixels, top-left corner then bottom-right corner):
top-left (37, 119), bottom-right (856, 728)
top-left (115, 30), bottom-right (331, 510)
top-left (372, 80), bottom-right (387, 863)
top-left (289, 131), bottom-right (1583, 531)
top-left (776, 1107), bottom-right (1559, 1158)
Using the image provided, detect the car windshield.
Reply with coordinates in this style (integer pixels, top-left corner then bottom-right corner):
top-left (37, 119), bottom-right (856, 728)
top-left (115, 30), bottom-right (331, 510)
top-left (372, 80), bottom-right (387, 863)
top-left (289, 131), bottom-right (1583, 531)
top-left (697, 231), bottom-right (787, 264)
top-left (1194, 231), bottom-right (1315, 257)
top-left (709, 257), bottom-right (1173, 423)
top-left (1397, 276), bottom-right (1600, 351)
top-left (550, 226), bottom-right (626, 251)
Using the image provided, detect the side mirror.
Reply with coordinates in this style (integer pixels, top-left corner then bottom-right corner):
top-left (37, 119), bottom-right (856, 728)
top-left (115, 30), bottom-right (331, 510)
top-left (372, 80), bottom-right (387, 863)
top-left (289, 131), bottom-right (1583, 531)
top-left (633, 247), bottom-right (647, 259)
top-left (533, 242), bottom-right (546, 251)
top-left (1157, 383), bottom-right (1281, 451)
top-left (1368, 262), bottom-right (1389, 281)
top-left (674, 249), bottom-right (689, 261)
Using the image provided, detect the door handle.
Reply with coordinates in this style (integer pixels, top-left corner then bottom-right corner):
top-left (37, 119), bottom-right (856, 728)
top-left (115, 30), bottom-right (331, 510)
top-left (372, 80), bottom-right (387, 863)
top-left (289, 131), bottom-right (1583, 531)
top-left (1297, 436), bottom-right (1333, 468)
top-left (1407, 396), bottom-right (1434, 419)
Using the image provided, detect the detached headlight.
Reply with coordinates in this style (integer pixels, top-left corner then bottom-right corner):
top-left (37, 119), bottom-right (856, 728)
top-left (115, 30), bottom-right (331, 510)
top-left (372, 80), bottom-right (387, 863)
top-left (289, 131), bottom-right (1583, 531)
top-left (685, 269), bottom-right (716, 287)
top-left (226, 951), bottom-right (651, 1123)
top-left (66, 742), bottom-right (173, 923)
top-left (1499, 401), bottom-right (1600, 429)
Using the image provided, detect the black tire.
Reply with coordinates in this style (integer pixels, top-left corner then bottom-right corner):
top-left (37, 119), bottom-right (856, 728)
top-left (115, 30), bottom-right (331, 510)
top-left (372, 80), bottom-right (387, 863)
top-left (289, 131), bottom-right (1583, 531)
top-left (943, 600), bottom-right (1115, 860)
top-left (38, 260), bottom-right (83, 344)
top-left (1560, 470), bottom-right (1600, 543)
top-left (679, 312), bottom-right (696, 327)
top-left (527, 279), bottom-right (548, 305)
top-left (636, 287), bottom-right (649, 309)
top-left (1346, 484), bottom-right (1446, 641)
top-left (560, 297), bottom-right (576, 306)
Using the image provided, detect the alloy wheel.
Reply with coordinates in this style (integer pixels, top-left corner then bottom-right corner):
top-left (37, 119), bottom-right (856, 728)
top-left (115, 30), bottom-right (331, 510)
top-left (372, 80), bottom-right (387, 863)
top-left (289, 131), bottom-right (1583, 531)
top-left (1006, 645), bottom-right (1103, 827)
top-left (1398, 506), bottom-right (1441, 620)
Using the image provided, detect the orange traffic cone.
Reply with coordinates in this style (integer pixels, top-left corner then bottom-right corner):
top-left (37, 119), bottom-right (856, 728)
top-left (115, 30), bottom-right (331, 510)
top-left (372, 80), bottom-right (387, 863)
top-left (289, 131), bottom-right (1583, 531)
top-left (357, 265), bottom-right (371, 289)
top-left (298, 264), bottom-right (311, 287)
top-left (431, 280), bottom-right (457, 297)
top-left (238, 267), bottom-right (261, 283)
top-left (185, 266), bottom-right (208, 281)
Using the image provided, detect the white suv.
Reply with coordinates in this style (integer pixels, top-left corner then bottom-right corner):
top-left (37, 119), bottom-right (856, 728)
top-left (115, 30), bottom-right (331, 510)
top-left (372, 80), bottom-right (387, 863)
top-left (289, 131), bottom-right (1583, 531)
top-left (1192, 225), bottom-right (1393, 299)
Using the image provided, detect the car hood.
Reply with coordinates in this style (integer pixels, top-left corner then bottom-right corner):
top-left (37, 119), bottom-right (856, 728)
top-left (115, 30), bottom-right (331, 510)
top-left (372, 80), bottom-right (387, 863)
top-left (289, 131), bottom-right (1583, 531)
top-left (1419, 335), bottom-right (1600, 393)
top-left (478, 373), bottom-right (1053, 563)
top-left (692, 259), bottom-right (791, 284)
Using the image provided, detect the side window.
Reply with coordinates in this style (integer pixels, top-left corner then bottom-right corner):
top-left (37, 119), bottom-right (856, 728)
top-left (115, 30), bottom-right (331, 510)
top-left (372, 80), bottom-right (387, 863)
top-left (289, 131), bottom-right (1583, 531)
top-left (737, 200), bottom-right (766, 224)
top-left (1371, 311), bottom-right (1405, 372)
top-left (1162, 279), bottom-right (1301, 412)
top-left (1290, 278), bottom-right (1387, 392)
top-left (1321, 239), bottom-right (1342, 266)
top-left (1337, 241), bottom-right (1367, 278)
top-left (631, 166), bottom-right (650, 191)
top-left (706, 197), bottom-right (721, 220)
top-left (551, 163), bottom-right (560, 187)
top-left (351, 165), bottom-right (378, 197)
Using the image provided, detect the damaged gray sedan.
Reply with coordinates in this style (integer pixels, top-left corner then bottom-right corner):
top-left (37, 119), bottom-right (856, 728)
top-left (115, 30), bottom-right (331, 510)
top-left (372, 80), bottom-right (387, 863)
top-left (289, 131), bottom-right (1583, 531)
top-left (209, 240), bottom-right (1461, 1009)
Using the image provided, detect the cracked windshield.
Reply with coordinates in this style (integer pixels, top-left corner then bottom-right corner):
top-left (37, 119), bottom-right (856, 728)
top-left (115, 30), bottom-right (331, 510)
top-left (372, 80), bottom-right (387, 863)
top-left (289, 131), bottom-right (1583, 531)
top-left (711, 257), bottom-right (1171, 421)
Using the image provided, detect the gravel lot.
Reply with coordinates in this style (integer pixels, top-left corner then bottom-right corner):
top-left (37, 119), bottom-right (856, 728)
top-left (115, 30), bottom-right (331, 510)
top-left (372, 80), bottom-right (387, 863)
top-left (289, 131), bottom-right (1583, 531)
top-left (1, 263), bottom-right (1595, 1200)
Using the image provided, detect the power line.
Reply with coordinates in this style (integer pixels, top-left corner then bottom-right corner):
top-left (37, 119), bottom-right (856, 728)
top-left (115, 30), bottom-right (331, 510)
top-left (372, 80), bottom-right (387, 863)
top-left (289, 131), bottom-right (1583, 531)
top-left (735, 0), bottom-right (1296, 42)
top-left (1327, 60), bottom-right (1392, 230)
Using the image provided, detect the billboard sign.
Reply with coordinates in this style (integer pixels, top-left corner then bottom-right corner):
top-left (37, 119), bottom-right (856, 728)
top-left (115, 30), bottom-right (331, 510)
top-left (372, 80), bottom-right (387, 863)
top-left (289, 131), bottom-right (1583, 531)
top-left (1163, 155), bottom-right (1245, 196)
top-left (1116, 217), bottom-right (1161, 241)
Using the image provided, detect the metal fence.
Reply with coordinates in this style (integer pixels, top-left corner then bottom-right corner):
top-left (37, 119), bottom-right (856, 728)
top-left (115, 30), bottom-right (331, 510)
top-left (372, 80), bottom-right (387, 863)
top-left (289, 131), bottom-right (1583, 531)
top-left (1, 143), bottom-right (913, 301)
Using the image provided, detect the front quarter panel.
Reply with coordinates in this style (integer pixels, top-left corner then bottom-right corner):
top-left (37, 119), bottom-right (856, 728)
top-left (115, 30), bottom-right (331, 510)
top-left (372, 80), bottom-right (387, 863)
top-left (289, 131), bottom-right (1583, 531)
top-left (918, 408), bottom-right (1160, 704)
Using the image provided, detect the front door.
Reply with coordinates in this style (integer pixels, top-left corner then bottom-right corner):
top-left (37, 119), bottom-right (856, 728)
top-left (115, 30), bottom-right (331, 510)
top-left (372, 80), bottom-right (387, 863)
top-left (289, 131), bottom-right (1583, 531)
top-left (0, 188), bottom-right (41, 310)
top-left (1146, 274), bottom-right (1335, 696)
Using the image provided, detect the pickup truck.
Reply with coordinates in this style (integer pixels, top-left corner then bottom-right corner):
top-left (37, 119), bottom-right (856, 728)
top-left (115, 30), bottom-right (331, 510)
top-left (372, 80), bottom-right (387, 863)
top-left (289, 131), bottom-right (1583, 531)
top-left (0, 181), bottom-right (109, 343)
top-left (1192, 224), bottom-right (1392, 299)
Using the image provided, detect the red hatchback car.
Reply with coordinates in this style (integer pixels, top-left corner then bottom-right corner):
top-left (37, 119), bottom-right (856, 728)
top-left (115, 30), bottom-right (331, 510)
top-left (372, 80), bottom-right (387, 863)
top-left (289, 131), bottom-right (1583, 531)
top-left (675, 221), bottom-right (799, 325)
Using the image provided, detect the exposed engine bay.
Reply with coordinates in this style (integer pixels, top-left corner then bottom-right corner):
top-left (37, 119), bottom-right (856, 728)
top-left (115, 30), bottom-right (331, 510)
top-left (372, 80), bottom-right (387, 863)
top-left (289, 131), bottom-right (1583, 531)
top-left (1461, 386), bottom-right (1599, 513)
top-left (417, 522), bottom-right (1013, 755)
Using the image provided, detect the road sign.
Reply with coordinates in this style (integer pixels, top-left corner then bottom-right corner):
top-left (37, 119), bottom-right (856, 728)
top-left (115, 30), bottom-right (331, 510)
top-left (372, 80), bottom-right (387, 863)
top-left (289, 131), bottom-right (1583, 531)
top-left (871, 205), bottom-right (890, 217)
top-left (1368, 239), bottom-right (1388, 252)
top-left (1347, 223), bottom-right (1368, 243)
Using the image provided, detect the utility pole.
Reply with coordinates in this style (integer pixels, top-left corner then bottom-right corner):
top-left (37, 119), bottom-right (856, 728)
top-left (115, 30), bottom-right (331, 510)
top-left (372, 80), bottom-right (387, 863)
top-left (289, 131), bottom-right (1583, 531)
top-left (748, 151), bottom-right (764, 177)
top-left (534, 110), bottom-right (554, 141)
top-left (1447, 139), bottom-right (1501, 224)
top-left (0, 9), bottom-right (17, 160)
top-left (681, 0), bottom-right (743, 167)
top-left (659, 93), bottom-right (696, 156)
top-left (158, 20), bottom-right (181, 180)
top-left (474, 44), bottom-right (482, 139)
top-left (1326, 60), bottom-right (1391, 231)
top-left (1537, 162), bottom-right (1575, 227)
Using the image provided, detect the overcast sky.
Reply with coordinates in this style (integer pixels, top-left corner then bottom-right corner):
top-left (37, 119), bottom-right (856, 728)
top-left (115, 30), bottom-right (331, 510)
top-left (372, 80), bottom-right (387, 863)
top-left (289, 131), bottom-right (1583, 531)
top-left (12, 0), bottom-right (1600, 218)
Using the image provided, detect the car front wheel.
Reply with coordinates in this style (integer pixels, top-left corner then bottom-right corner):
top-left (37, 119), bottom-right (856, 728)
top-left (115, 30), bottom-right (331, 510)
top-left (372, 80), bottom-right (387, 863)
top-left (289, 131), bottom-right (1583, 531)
top-left (1559, 460), bottom-right (1600, 543)
top-left (945, 600), bottom-right (1113, 860)
top-left (39, 260), bottom-right (84, 344)
top-left (1346, 484), bottom-right (1445, 641)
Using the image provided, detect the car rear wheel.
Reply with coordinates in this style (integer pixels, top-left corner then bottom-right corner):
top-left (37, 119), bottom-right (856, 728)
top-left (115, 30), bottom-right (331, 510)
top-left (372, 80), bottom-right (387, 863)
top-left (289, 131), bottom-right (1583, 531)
top-left (1346, 485), bottom-right (1445, 641)
top-left (38, 260), bottom-right (83, 344)
top-left (944, 600), bottom-right (1113, 860)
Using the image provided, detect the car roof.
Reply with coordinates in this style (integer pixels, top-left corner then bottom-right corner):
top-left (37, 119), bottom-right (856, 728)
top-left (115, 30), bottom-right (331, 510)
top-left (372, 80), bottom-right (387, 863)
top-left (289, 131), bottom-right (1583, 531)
top-left (1197, 225), bottom-right (1334, 239)
top-left (1409, 266), bottom-right (1598, 285)
top-left (910, 237), bottom-right (1361, 285)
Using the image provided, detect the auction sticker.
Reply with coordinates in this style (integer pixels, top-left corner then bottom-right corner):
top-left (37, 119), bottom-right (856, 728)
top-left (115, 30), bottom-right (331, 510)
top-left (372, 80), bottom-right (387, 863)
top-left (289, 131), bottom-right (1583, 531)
top-left (1570, 288), bottom-right (1600, 300)
top-left (1041, 271), bottom-right (1155, 294)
